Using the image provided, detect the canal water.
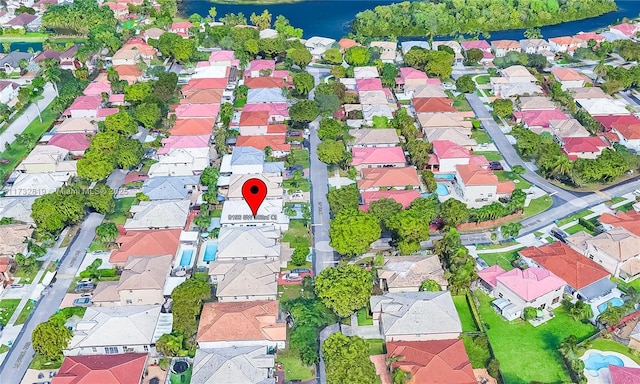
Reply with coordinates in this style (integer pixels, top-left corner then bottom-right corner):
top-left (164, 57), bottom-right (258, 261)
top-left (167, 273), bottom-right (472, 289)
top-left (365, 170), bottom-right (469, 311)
top-left (0, 42), bottom-right (43, 53)
top-left (182, 0), bottom-right (640, 40)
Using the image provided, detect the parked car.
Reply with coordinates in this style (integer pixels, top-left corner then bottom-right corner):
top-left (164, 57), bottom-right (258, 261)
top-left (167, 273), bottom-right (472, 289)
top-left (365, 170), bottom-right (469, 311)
top-left (284, 273), bottom-right (302, 281)
top-left (72, 297), bottom-right (92, 307)
top-left (550, 227), bottom-right (568, 242)
top-left (475, 257), bottom-right (489, 271)
top-left (287, 131), bottom-right (302, 137)
top-left (74, 283), bottom-right (95, 293)
top-left (291, 268), bottom-right (310, 274)
top-left (633, 189), bottom-right (640, 196)
top-left (286, 165), bottom-right (303, 176)
top-left (489, 161), bottom-right (503, 171)
top-left (0, 158), bottom-right (9, 164)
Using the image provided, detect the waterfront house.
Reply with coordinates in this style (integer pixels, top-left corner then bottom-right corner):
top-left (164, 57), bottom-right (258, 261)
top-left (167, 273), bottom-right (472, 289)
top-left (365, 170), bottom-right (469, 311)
top-left (491, 40), bottom-right (521, 57)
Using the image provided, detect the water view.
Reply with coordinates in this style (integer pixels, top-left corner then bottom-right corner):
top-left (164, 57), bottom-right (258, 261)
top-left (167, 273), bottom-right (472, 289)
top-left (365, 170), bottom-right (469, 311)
top-left (182, 0), bottom-right (640, 40)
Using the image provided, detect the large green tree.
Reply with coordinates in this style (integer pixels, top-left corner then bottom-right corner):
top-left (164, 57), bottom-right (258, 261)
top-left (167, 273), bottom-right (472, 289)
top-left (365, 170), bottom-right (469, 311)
top-left (317, 140), bottom-right (347, 165)
top-left (368, 198), bottom-right (402, 229)
top-left (344, 46), bottom-right (370, 66)
top-left (492, 98), bottom-right (514, 118)
top-left (387, 210), bottom-right (430, 255)
top-left (439, 199), bottom-right (469, 228)
top-left (86, 184), bottom-right (115, 214)
top-left (124, 82), bottom-right (152, 104)
top-left (104, 111), bottom-right (137, 136)
top-left (293, 72), bottom-right (315, 96)
top-left (32, 320), bottom-right (72, 360)
top-left (326, 184), bottom-right (360, 215)
top-left (171, 277), bottom-right (211, 337)
top-left (288, 48), bottom-right (312, 68)
top-left (315, 265), bottom-right (373, 317)
top-left (115, 138), bottom-right (144, 169)
top-left (134, 102), bottom-right (161, 129)
top-left (322, 333), bottom-right (380, 384)
top-left (456, 75), bottom-right (476, 93)
top-left (289, 100), bottom-right (319, 123)
top-left (318, 118), bottom-right (347, 141)
top-left (95, 222), bottom-right (118, 244)
top-left (329, 209), bottom-right (380, 257)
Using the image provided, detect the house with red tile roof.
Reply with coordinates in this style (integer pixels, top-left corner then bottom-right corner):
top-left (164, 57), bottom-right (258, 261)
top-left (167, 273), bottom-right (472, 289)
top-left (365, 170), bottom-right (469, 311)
top-left (359, 190), bottom-right (421, 212)
top-left (52, 353), bottom-right (148, 384)
top-left (0, 257), bottom-right (15, 294)
top-left (598, 210), bottom-right (640, 237)
top-left (412, 97), bottom-right (456, 113)
top-left (181, 78), bottom-right (228, 94)
top-left (246, 59), bottom-right (276, 78)
top-left (478, 266), bottom-right (566, 320)
top-left (610, 121), bottom-right (640, 151)
top-left (394, 67), bottom-right (434, 95)
top-left (461, 40), bottom-right (491, 52)
top-left (169, 21), bottom-right (193, 37)
top-left (120, 38), bottom-right (157, 64)
top-left (610, 365), bottom-right (640, 384)
top-left (82, 81), bottom-right (111, 97)
top-left (520, 242), bottom-right (614, 302)
top-left (113, 65), bottom-right (143, 84)
top-left (243, 103), bottom-right (289, 121)
top-left (65, 96), bottom-right (102, 119)
top-left (158, 134), bottom-right (210, 155)
top-left (594, 114), bottom-right (640, 131)
top-left (562, 136), bottom-right (610, 160)
top-left (358, 167), bottom-right (421, 192)
top-left (235, 111), bottom-right (269, 136)
top-left (338, 38), bottom-right (359, 52)
top-left (610, 22), bottom-right (639, 38)
top-left (549, 36), bottom-right (585, 55)
top-left (454, 164), bottom-right (515, 207)
top-left (514, 109), bottom-right (569, 134)
top-left (356, 78), bottom-right (384, 91)
top-left (169, 119), bottom-right (214, 136)
top-left (104, 2), bottom-right (129, 20)
top-left (430, 140), bottom-right (488, 173)
top-left (491, 40), bottom-right (521, 57)
top-left (208, 50), bottom-right (238, 67)
top-left (551, 68), bottom-right (591, 90)
top-left (386, 339), bottom-right (476, 384)
top-left (180, 88), bottom-right (224, 104)
top-left (197, 301), bottom-right (286, 349)
top-left (174, 103), bottom-right (220, 119)
top-left (109, 229), bottom-right (181, 266)
top-left (48, 133), bottom-right (91, 156)
top-left (244, 77), bottom-right (287, 89)
top-left (351, 146), bottom-right (406, 171)
top-left (236, 135), bottom-right (291, 157)
top-left (574, 32), bottom-right (606, 45)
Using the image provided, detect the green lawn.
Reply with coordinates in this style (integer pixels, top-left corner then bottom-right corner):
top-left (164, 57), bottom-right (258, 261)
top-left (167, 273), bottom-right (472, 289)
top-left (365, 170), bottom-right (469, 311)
top-left (357, 308), bottom-right (373, 326)
top-left (283, 178), bottom-right (310, 192)
top-left (564, 224), bottom-right (594, 236)
top-left (471, 130), bottom-right (492, 144)
top-left (523, 195), bottom-right (553, 218)
top-left (104, 197), bottom-right (136, 225)
top-left (277, 348), bottom-right (315, 381)
top-left (0, 299), bottom-right (20, 327)
top-left (13, 299), bottom-right (35, 326)
top-left (453, 295), bottom-right (478, 332)
top-left (461, 334), bottom-right (491, 368)
top-left (589, 338), bottom-right (640, 365)
top-left (13, 262), bottom-right (42, 284)
top-left (453, 95), bottom-right (473, 111)
top-left (616, 202), bottom-right (636, 213)
top-left (288, 148), bottom-right (310, 168)
top-left (473, 151), bottom-right (503, 161)
top-left (478, 292), bottom-right (597, 383)
top-left (278, 284), bottom-right (304, 303)
top-left (282, 219), bottom-right (310, 249)
top-left (475, 75), bottom-right (491, 85)
top-left (139, 159), bottom-right (157, 175)
top-left (366, 339), bottom-right (386, 355)
top-left (477, 241), bottom-right (520, 251)
top-left (234, 97), bottom-right (247, 108)
top-left (0, 103), bottom-right (58, 179)
top-left (495, 171), bottom-right (532, 190)
top-left (29, 353), bottom-right (63, 370)
top-left (606, 196), bottom-right (627, 206)
top-left (170, 365), bottom-right (192, 384)
top-left (612, 277), bottom-right (640, 292)
top-left (557, 210), bottom-right (594, 227)
top-left (0, 344), bottom-right (8, 354)
top-left (478, 250), bottom-right (521, 271)
top-left (0, 32), bottom-right (49, 42)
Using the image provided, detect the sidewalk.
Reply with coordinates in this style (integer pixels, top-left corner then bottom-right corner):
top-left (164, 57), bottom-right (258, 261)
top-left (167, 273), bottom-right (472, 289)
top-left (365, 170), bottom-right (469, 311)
top-left (0, 227), bottom-right (69, 361)
top-left (0, 82), bottom-right (56, 150)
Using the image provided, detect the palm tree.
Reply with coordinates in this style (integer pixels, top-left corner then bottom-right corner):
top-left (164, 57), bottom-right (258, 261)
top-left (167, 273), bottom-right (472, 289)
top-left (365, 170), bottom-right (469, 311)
top-left (594, 59), bottom-right (608, 83)
top-left (264, 146), bottom-right (272, 157)
top-left (558, 335), bottom-right (580, 360)
top-left (1, 42), bottom-right (10, 54)
top-left (569, 300), bottom-right (594, 320)
top-left (42, 64), bottom-right (61, 97)
top-left (551, 155), bottom-right (574, 177)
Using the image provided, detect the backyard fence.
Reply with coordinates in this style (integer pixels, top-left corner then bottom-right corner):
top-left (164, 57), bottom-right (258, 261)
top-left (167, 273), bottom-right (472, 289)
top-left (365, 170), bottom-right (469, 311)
top-left (457, 211), bottom-right (523, 232)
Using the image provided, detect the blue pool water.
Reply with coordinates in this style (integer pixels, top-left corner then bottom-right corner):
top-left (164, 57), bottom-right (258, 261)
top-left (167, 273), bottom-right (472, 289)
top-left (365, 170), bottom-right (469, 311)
top-left (436, 183), bottom-right (450, 196)
top-left (434, 173), bottom-right (455, 180)
top-left (203, 242), bottom-right (218, 262)
top-left (584, 353), bottom-right (624, 373)
top-left (179, 249), bottom-right (193, 266)
top-left (597, 297), bottom-right (624, 313)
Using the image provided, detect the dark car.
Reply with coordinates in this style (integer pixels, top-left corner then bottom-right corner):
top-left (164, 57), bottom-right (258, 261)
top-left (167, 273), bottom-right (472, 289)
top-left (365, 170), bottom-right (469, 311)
top-left (287, 131), bottom-right (302, 137)
top-left (72, 297), bottom-right (92, 307)
top-left (550, 227), bottom-right (568, 242)
top-left (291, 268), bottom-right (310, 274)
top-left (74, 283), bottom-right (95, 293)
top-left (286, 165), bottom-right (303, 176)
top-left (0, 159), bottom-right (8, 164)
top-left (489, 161), bottom-right (503, 171)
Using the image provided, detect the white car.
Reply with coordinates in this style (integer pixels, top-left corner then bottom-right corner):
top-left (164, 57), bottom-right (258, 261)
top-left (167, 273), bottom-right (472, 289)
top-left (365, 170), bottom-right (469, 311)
top-left (633, 189), bottom-right (640, 196)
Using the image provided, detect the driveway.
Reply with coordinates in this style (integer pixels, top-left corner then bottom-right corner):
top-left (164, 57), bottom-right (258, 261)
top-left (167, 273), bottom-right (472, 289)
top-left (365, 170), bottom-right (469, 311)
top-left (0, 82), bottom-right (56, 150)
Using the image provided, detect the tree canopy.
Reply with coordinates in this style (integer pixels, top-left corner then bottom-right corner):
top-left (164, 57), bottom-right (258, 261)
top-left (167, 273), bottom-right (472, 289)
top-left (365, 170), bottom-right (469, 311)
top-left (315, 265), bottom-right (373, 317)
top-left (344, 46), bottom-right (371, 66)
top-left (171, 276), bottom-right (211, 337)
top-left (327, 184), bottom-right (360, 215)
top-left (322, 333), bottom-right (380, 384)
top-left (329, 209), bottom-right (381, 257)
top-left (317, 140), bottom-right (348, 165)
top-left (289, 100), bottom-right (320, 123)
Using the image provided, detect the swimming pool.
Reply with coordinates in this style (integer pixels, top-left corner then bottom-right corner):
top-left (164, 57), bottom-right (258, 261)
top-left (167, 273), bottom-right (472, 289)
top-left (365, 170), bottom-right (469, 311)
top-left (436, 183), bottom-right (450, 196)
top-left (434, 173), bottom-right (455, 180)
top-left (179, 249), bottom-right (193, 267)
top-left (597, 297), bottom-right (624, 313)
top-left (203, 241), bottom-right (218, 262)
top-left (584, 352), bottom-right (624, 373)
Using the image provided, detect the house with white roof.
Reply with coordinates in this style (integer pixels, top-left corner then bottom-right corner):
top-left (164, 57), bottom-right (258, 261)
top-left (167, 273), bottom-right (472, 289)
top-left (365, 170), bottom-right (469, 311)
top-left (16, 145), bottom-right (76, 174)
top-left (353, 66), bottom-right (379, 79)
top-left (142, 176), bottom-right (201, 201)
top-left (191, 346), bottom-right (275, 384)
top-left (215, 226), bottom-right (281, 261)
top-left (6, 172), bottom-right (70, 196)
top-left (208, 259), bottom-right (279, 302)
top-left (220, 199), bottom-right (289, 231)
top-left (226, 174), bottom-right (283, 201)
top-left (576, 98), bottom-right (630, 116)
top-left (370, 292), bottom-right (462, 342)
top-left (0, 197), bottom-right (37, 224)
top-left (377, 255), bottom-right (447, 292)
top-left (0, 80), bottom-right (19, 104)
top-left (219, 147), bottom-right (284, 180)
top-left (148, 148), bottom-right (210, 177)
top-left (123, 200), bottom-right (191, 230)
top-left (65, 305), bottom-right (166, 356)
top-left (371, 41), bottom-right (397, 63)
top-left (347, 128), bottom-right (400, 148)
top-left (246, 88), bottom-right (287, 104)
top-left (305, 36), bottom-right (336, 59)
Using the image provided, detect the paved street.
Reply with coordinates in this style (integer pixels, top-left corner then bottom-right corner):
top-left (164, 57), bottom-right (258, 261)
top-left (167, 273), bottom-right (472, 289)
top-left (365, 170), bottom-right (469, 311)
top-left (0, 82), bottom-right (56, 150)
top-left (0, 212), bottom-right (104, 383)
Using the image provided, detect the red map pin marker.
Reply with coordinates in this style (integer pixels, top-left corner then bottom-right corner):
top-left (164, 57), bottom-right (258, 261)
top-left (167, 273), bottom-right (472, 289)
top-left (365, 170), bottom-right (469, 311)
top-left (242, 178), bottom-right (268, 217)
